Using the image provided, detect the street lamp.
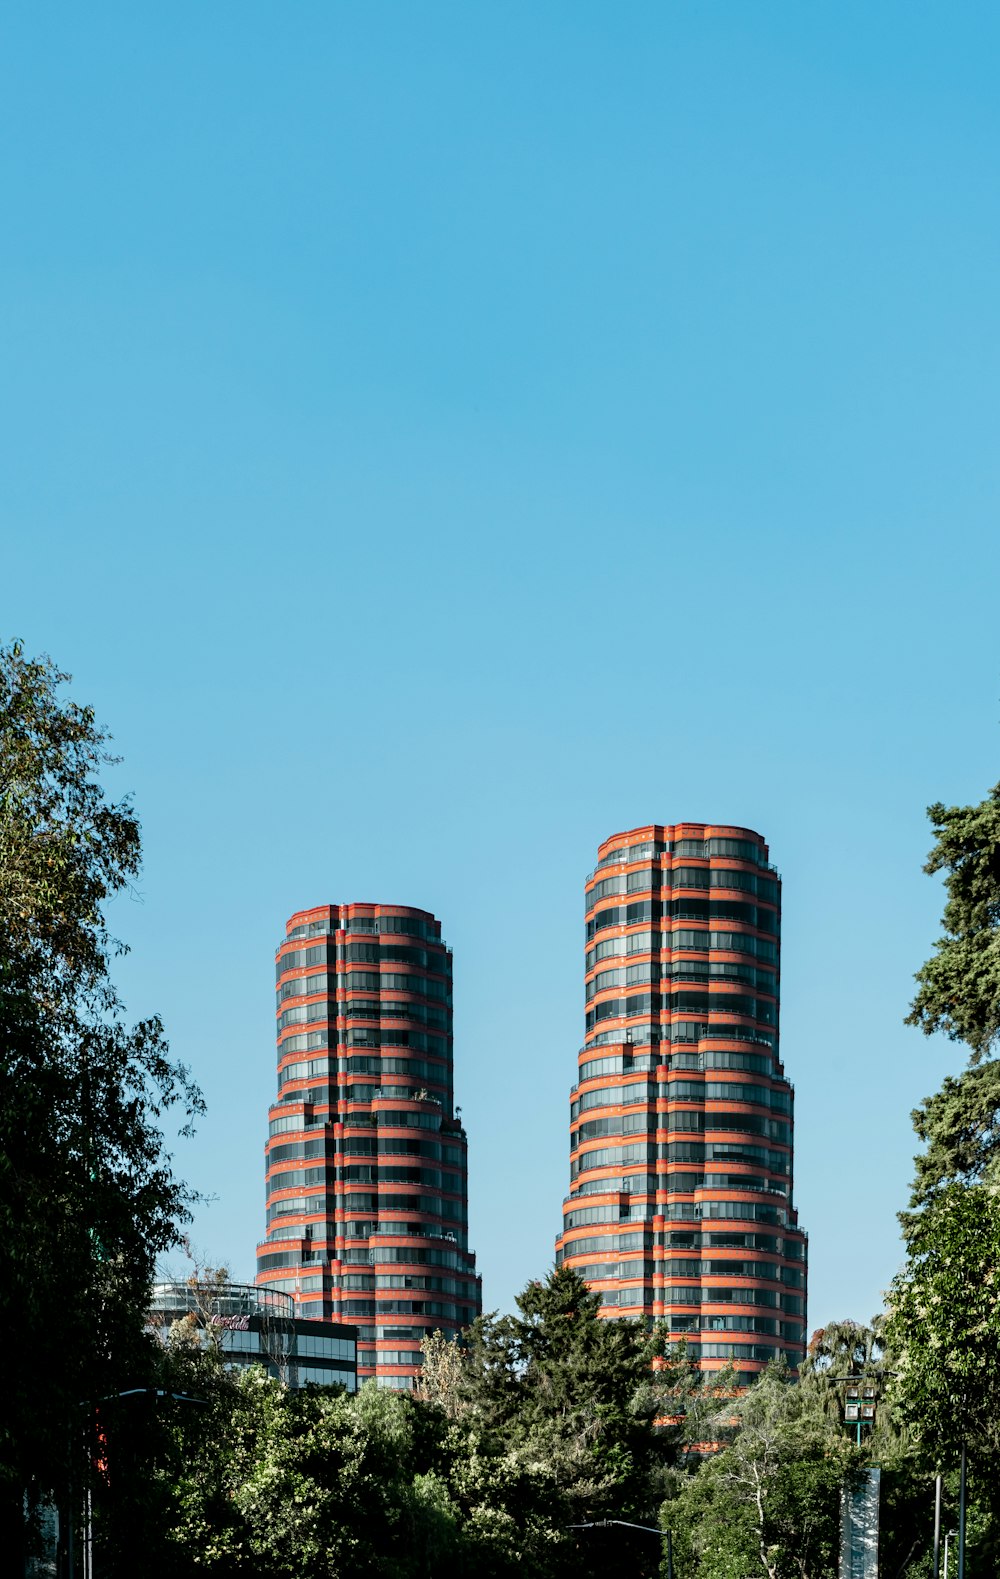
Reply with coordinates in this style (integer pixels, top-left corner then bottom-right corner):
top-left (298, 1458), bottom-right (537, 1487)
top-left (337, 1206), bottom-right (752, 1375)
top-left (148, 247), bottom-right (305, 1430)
top-left (69, 1387), bottom-right (208, 1579)
top-left (568, 1518), bottom-right (674, 1579)
top-left (843, 1384), bottom-right (878, 1447)
top-left (826, 1373), bottom-right (884, 1447)
top-left (829, 1374), bottom-right (966, 1579)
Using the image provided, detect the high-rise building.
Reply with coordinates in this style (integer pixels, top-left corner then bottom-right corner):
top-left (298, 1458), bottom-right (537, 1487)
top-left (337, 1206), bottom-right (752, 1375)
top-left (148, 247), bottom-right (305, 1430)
top-left (256, 902), bottom-right (481, 1388)
top-left (555, 824), bottom-right (807, 1383)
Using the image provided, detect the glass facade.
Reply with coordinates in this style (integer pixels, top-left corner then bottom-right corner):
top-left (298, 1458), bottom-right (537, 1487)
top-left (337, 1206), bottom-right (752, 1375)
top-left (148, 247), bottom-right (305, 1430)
top-left (256, 903), bottom-right (481, 1388)
top-left (148, 1281), bottom-right (358, 1391)
top-left (556, 823), bottom-right (808, 1379)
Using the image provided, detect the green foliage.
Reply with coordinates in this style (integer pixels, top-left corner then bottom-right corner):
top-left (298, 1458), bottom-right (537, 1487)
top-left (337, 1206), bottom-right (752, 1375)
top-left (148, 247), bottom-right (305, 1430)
top-left (901, 783), bottom-right (1000, 1209)
top-left (95, 1359), bottom-right (568, 1579)
top-left (906, 783), bottom-right (1000, 1063)
top-left (104, 1271), bottom-right (707, 1578)
top-left (799, 1317), bottom-right (915, 1461)
top-left (881, 776), bottom-right (1000, 1574)
top-left (907, 1059), bottom-right (1000, 1206)
top-left (665, 1364), bottom-right (856, 1579)
top-left (0, 641), bottom-right (202, 1542)
top-left (886, 1183), bottom-right (1000, 1469)
top-left (801, 1317), bottom-right (888, 1382)
top-left (420, 1268), bottom-right (685, 1575)
top-left (93, 1280), bottom-right (972, 1579)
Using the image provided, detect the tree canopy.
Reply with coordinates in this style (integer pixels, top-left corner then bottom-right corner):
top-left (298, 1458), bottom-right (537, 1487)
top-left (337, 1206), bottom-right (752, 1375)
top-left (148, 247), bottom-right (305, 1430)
top-left (897, 784), bottom-right (1000, 1212)
top-left (887, 1183), bottom-right (1000, 1468)
top-left (0, 640), bottom-right (202, 1556)
top-left (416, 1267), bottom-right (694, 1575)
top-left (880, 774), bottom-right (1000, 1575)
top-left (664, 1361), bottom-right (857, 1579)
top-left (906, 782), bottom-right (1000, 1063)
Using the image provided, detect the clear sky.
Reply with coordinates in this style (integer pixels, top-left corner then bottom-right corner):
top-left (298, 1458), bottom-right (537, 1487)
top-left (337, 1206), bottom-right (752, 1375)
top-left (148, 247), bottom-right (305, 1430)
top-left (3, 2), bottom-right (999, 1334)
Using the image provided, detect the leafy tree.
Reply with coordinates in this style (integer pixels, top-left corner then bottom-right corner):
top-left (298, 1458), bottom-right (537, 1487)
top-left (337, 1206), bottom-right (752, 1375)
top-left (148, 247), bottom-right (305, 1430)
top-left (666, 1363), bottom-right (856, 1579)
top-left (0, 640), bottom-right (202, 1556)
top-left (421, 1268), bottom-right (689, 1576)
top-left (415, 1329), bottom-right (470, 1419)
top-left (105, 1358), bottom-right (562, 1579)
top-left (877, 779), bottom-right (1000, 1575)
top-left (802, 1317), bottom-right (888, 1382)
top-left (886, 1183), bottom-right (1000, 1469)
top-left (799, 1317), bottom-right (910, 1454)
top-left (800, 1321), bottom-right (943, 1576)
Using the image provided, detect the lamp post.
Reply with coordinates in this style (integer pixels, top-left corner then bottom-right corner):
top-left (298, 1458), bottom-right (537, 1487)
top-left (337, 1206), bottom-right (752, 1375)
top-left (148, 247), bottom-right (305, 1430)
top-left (69, 1387), bottom-right (208, 1579)
top-left (827, 1373), bottom-right (882, 1447)
top-left (830, 1374), bottom-right (966, 1578)
top-left (843, 1383), bottom-right (878, 1447)
top-left (957, 1438), bottom-right (966, 1579)
top-left (568, 1518), bottom-right (673, 1579)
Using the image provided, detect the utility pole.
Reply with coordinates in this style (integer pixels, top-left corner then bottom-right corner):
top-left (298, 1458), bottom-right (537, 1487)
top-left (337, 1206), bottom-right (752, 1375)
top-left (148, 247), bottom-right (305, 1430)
top-left (958, 1439), bottom-right (967, 1579)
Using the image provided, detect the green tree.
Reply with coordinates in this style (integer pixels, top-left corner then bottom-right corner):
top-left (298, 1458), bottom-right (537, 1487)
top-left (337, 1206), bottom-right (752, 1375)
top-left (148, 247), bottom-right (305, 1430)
top-left (877, 779), bottom-right (1000, 1575)
top-left (799, 1317), bottom-right (910, 1454)
top-left (886, 1183), bottom-right (1000, 1468)
top-left (906, 783), bottom-right (1000, 1063)
top-left (422, 1268), bottom-right (689, 1577)
top-left (801, 1320), bottom-right (943, 1577)
top-left (118, 1359), bottom-right (558, 1579)
top-left (667, 1363), bottom-right (855, 1579)
top-left (907, 1059), bottom-right (1000, 1205)
top-left (885, 1183), bottom-right (1000, 1576)
top-left (801, 1317), bottom-right (888, 1383)
top-left (0, 640), bottom-right (202, 1556)
top-left (902, 784), bottom-right (1000, 1206)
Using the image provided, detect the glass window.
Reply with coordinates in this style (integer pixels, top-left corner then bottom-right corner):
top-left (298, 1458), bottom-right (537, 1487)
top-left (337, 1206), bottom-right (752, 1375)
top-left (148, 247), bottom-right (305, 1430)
top-left (706, 838), bottom-right (764, 863)
top-left (669, 867), bottom-right (710, 890)
top-left (667, 929), bottom-right (709, 950)
top-left (588, 875), bottom-right (628, 907)
top-left (587, 906), bottom-right (625, 941)
top-left (585, 937), bottom-right (626, 972)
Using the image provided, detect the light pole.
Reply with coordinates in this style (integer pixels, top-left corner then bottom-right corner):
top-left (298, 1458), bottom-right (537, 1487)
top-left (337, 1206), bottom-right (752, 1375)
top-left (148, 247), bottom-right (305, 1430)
top-left (568, 1518), bottom-right (673, 1579)
top-left (843, 1383), bottom-right (878, 1447)
top-left (832, 1374), bottom-right (966, 1577)
top-left (69, 1387), bottom-right (208, 1579)
top-left (827, 1373), bottom-right (883, 1447)
top-left (957, 1437), bottom-right (966, 1579)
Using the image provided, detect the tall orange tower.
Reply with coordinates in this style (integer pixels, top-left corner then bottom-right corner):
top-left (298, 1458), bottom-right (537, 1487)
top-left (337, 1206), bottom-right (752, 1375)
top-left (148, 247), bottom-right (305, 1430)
top-left (256, 903), bottom-right (481, 1388)
top-left (555, 825), bottom-right (807, 1382)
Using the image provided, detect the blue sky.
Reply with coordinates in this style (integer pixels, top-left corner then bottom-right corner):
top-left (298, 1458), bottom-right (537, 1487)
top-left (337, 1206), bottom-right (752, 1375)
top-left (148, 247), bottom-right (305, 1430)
top-left (3, 2), bottom-right (999, 1331)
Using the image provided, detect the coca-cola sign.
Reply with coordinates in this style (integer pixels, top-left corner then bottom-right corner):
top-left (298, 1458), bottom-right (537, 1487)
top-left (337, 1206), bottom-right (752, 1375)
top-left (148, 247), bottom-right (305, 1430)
top-left (211, 1314), bottom-right (250, 1331)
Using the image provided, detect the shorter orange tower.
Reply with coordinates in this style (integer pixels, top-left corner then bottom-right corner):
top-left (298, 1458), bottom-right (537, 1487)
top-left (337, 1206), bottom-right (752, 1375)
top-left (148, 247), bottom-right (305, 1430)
top-left (556, 825), bottom-right (807, 1383)
top-left (257, 903), bottom-right (481, 1388)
